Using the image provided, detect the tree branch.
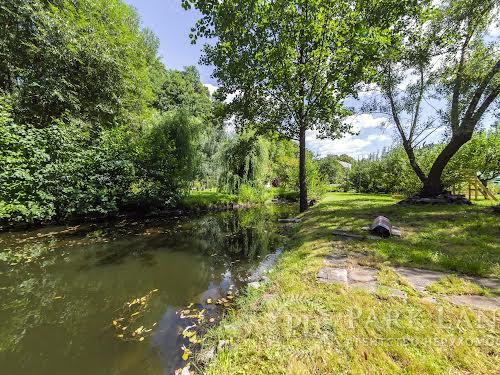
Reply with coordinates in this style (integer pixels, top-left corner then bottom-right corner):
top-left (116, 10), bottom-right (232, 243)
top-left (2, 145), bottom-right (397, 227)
top-left (462, 59), bottom-right (500, 129)
top-left (471, 83), bottom-right (500, 125)
top-left (409, 64), bottom-right (425, 142)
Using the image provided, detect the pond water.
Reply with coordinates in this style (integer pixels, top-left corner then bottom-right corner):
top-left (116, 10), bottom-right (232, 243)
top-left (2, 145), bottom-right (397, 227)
top-left (0, 205), bottom-right (296, 374)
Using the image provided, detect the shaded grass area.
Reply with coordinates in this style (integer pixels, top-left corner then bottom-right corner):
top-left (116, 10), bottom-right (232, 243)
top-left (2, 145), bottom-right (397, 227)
top-left (310, 193), bottom-right (499, 277)
top-left (200, 193), bottom-right (499, 374)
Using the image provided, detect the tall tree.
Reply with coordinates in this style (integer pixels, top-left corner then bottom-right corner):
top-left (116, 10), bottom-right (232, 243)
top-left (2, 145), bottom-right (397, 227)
top-left (370, 0), bottom-right (499, 197)
top-left (183, 0), bottom-right (418, 211)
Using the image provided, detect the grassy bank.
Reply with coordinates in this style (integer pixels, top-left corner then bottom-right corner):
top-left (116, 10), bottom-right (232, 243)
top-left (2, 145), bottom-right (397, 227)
top-left (180, 191), bottom-right (239, 208)
top-left (199, 193), bottom-right (499, 374)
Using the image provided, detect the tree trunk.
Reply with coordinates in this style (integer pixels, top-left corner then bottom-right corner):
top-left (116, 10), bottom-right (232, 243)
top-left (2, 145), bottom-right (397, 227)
top-left (421, 133), bottom-right (472, 196)
top-left (299, 121), bottom-right (308, 212)
top-left (402, 142), bottom-right (427, 184)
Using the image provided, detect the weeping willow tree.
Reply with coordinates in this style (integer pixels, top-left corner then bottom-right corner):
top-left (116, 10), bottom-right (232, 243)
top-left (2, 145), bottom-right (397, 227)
top-left (217, 131), bottom-right (271, 194)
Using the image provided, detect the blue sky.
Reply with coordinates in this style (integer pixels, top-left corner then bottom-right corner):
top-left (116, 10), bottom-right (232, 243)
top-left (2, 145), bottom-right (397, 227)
top-left (124, 0), bottom-right (215, 84)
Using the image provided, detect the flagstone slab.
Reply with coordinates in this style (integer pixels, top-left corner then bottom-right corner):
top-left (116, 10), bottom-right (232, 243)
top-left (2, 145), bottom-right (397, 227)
top-left (445, 295), bottom-right (500, 311)
top-left (324, 253), bottom-right (348, 267)
top-left (394, 267), bottom-right (451, 292)
top-left (348, 267), bottom-right (378, 283)
top-left (420, 296), bottom-right (438, 305)
top-left (317, 268), bottom-right (348, 285)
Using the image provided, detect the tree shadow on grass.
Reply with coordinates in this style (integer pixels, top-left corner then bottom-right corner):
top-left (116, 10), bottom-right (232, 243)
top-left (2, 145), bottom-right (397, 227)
top-left (297, 195), bottom-right (499, 278)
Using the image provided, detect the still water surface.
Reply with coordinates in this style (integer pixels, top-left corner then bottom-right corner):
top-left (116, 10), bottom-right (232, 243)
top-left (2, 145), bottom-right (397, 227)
top-left (0, 205), bottom-right (296, 374)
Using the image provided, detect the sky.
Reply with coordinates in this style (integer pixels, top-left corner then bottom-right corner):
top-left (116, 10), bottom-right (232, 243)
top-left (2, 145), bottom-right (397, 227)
top-left (123, 0), bottom-right (496, 160)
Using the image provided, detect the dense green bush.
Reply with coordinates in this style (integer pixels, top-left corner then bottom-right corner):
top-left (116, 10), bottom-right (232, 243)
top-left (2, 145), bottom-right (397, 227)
top-left (132, 111), bottom-right (202, 210)
top-left (0, 95), bottom-right (137, 222)
top-left (0, 0), bottom-right (159, 127)
top-left (0, 0), bottom-right (224, 225)
top-left (1, 89), bottom-right (211, 223)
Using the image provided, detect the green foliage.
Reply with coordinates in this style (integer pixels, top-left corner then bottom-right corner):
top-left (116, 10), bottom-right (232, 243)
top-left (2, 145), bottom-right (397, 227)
top-left (155, 66), bottom-right (211, 118)
top-left (0, 95), bottom-right (55, 222)
top-left (349, 130), bottom-right (500, 196)
top-left (183, 0), bottom-right (420, 209)
top-left (267, 139), bottom-right (326, 198)
top-left (0, 0), bottom-right (160, 127)
top-left (180, 190), bottom-right (237, 208)
top-left (369, 0), bottom-right (499, 195)
top-left (349, 145), bottom-right (444, 195)
top-left (237, 184), bottom-right (272, 204)
top-left (447, 126), bottom-right (500, 186)
top-left (133, 111), bottom-right (203, 209)
top-left (0, 0), bottom-right (225, 224)
top-left (217, 132), bottom-right (271, 194)
top-left (0, 95), bottom-right (137, 222)
top-left (317, 156), bottom-right (345, 185)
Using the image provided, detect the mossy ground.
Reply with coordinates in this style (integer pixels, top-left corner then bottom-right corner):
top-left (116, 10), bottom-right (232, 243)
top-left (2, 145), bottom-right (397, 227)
top-left (199, 193), bottom-right (499, 374)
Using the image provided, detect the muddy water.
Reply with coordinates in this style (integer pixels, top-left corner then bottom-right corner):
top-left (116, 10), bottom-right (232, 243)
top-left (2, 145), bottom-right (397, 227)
top-left (0, 205), bottom-right (296, 374)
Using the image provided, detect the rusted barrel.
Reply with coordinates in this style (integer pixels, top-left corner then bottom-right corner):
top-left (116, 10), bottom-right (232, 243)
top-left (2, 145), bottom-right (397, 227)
top-left (369, 216), bottom-right (392, 237)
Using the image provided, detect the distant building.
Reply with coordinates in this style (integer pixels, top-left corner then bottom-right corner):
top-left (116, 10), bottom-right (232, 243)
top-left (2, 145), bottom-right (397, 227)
top-left (338, 161), bottom-right (352, 170)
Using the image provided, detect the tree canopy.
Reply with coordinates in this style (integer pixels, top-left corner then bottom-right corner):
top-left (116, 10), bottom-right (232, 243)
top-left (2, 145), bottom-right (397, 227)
top-left (182, 0), bottom-right (420, 211)
top-left (368, 0), bottom-right (499, 196)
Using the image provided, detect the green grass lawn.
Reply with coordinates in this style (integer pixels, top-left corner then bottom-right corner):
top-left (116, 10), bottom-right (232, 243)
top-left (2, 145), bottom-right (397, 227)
top-left (180, 190), bottom-right (238, 208)
top-left (199, 193), bottom-right (499, 374)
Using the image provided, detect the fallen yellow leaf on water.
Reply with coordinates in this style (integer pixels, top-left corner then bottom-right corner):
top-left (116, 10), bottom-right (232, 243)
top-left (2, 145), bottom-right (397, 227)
top-left (206, 298), bottom-right (212, 304)
top-left (117, 334), bottom-right (123, 338)
top-left (139, 337), bottom-right (144, 341)
top-left (181, 346), bottom-right (190, 361)
top-left (112, 320), bottom-right (118, 326)
top-left (209, 318), bottom-right (215, 323)
top-left (53, 296), bottom-right (63, 299)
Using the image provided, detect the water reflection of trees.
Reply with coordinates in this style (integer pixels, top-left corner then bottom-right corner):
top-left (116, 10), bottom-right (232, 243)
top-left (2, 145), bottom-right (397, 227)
top-left (0, 205), bottom-right (294, 373)
top-left (194, 207), bottom-right (284, 260)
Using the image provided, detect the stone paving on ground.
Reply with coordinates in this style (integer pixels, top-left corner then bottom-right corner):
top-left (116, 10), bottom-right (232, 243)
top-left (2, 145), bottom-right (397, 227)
top-left (317, 248), bottom-right (500, 311)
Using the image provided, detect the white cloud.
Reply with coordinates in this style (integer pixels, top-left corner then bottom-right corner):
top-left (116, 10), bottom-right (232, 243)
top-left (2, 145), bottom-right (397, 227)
top-left (344, 113), bottom-right (386, 132)
top-left (203, 83), bottom-right (218, 95)
top-left (306, 130), bottom-right (372, 158)
top-left (225, 91), bottom-right (238, 103)
top-left (487, 22), bottom-right (500, 37)
top-left (203, 84), bottom-right (240, 104)
top-left (367, 134), bottom-right (390, 142)
top-left (305, 113), bottom-right (392, 158)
